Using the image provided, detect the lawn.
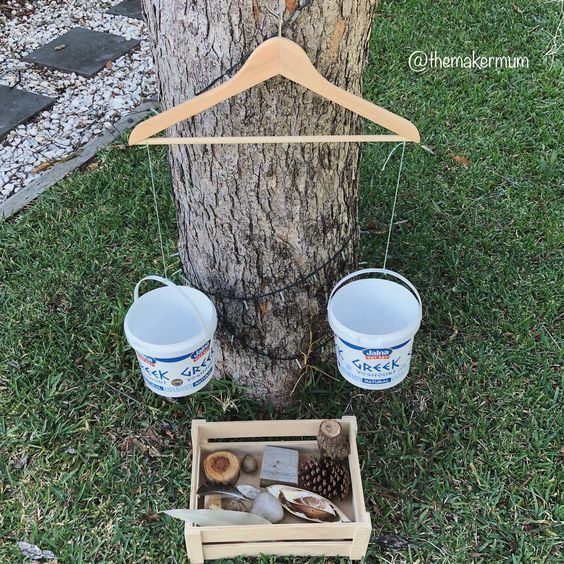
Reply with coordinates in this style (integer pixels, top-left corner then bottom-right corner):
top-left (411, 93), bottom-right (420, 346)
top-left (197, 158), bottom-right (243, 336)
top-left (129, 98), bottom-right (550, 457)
top-left (1, 0), bottom-right (562, 562)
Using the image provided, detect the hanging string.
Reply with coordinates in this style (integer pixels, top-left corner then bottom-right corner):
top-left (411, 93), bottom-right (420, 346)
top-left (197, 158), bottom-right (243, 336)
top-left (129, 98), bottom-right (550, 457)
top-left (146, 144), bottom-right (168, 277)
top-left (381, 141), bottom-right (407, 270)
top-left (381, 140), bottom-right (404, 171)
top-left (143, 137), bottom-right (407, 295)
top-left (143, 140), bottom-right (408, 294)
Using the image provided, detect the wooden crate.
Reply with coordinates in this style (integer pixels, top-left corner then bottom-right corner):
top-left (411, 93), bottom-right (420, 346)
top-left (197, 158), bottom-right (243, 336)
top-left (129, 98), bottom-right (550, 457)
top-left (186, 416), bottom-right (371, 562)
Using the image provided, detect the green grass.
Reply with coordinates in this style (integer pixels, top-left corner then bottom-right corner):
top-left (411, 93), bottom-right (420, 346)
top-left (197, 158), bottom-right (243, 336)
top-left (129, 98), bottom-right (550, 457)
top-left (1, 0), bottom-right (562, 562)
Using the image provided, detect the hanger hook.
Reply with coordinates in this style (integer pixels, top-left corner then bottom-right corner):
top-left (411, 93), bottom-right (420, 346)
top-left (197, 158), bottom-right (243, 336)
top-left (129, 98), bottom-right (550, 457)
top-left (266, 5), bottom-right (284, 37)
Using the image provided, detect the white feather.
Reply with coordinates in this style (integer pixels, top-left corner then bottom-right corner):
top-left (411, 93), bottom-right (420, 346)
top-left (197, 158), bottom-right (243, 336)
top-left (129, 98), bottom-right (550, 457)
top-left (162, 509), bottom-right (271, 526)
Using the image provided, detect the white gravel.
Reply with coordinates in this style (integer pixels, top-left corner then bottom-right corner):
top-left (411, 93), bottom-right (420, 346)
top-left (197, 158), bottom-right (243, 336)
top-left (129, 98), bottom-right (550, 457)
top-left (0, 0), bottom-right (156, 202)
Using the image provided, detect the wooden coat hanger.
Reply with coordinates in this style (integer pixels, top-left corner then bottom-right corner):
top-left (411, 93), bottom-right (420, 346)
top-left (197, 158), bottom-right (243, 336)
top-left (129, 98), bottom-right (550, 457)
top-left (129, 30), bottom-right (420, 145)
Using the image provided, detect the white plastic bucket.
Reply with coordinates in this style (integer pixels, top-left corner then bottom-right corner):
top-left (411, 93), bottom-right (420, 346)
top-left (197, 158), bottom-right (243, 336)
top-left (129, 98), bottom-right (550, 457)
top-left (124, 275), bottom-right (217, 397)
top-left (328, 268), bottom-right (422, 390)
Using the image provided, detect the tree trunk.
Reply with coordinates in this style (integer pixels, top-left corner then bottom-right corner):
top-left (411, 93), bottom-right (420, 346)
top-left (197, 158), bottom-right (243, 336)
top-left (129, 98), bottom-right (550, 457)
top-left (142, 0), bottom-right (377, 406)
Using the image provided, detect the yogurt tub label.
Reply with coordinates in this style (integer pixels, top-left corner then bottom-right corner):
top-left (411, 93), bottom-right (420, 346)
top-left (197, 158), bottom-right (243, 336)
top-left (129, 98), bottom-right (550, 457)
top-left (136, 339), bottom-right (214, 397)
top-left (335, 336), bottom-right (413, 390)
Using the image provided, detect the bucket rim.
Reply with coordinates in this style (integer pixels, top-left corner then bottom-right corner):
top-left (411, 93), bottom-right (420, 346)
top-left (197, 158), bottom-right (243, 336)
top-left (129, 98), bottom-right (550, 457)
top-left (328, 310), bottom-right (421, 346)
top-left (327, 268), bottom-right (422, 346)
top-left (124, 315), bottom-right (218, 356)
top-left (328, 268), bottom-right (422, 307)
top-left (124, 285), bottom-right (218, 355)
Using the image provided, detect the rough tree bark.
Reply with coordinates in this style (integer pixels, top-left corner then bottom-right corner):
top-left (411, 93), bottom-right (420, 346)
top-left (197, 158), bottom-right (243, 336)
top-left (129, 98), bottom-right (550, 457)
top-left (142, 0), bottom-right (377, 406)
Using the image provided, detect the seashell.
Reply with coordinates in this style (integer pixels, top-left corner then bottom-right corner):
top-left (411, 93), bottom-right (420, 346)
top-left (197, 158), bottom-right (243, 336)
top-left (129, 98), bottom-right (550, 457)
top-left (267, 485), bottom-right (351, 523)
top-left (236, 484), bottom-right (262, 500)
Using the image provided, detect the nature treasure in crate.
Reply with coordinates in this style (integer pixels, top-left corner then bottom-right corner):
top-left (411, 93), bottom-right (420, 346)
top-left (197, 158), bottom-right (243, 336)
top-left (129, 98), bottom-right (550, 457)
top-left (197, 449), bottom-right (283, 523)
top-left (299, 456), bottom-right (351, 500)
top-left (162, 435), bottom-right (353, 526)
top-left (165, 483), bottom-right (351, 526)
top-left (200, 421), bottom-right (350, 490)
top-left (202, 450), bottom-right (259, 484)
top-left (202, 450), bottom-right (241, 485)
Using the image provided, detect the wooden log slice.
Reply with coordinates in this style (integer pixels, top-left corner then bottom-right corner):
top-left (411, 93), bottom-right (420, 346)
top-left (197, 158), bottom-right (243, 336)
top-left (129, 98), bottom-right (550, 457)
top-left (203, 450), bottom-right (240, 485)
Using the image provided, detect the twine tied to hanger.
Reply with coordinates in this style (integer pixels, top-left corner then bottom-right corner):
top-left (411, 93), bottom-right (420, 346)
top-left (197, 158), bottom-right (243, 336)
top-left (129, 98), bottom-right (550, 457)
top-left (266, 6), bottom-right (284, 37)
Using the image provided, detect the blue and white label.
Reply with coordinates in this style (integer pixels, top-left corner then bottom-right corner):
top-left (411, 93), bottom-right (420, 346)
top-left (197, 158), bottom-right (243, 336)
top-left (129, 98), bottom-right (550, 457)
top-left (335, 336), bottom-right (413, 390)
top-left (362, 348), bottom-right (393, 359)
top-left (136, 339), bottom-right (214, 397)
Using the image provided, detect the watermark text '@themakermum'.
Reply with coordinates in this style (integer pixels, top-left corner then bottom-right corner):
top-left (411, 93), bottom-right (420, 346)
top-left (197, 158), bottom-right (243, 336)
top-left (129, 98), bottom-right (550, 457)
top-left (409, 51), bottom-right (529, 72)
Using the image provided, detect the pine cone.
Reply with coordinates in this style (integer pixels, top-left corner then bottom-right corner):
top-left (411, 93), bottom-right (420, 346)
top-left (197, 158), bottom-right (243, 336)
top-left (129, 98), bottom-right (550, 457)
top-left (298, 457), bottom-right (351, 500)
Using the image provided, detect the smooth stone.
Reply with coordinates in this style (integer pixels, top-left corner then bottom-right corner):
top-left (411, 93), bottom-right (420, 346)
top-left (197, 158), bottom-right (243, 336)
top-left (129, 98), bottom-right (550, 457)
top-left (251, 492), bottom-right (284, 524)
top-left (242, 454), bottom-right (258, 473)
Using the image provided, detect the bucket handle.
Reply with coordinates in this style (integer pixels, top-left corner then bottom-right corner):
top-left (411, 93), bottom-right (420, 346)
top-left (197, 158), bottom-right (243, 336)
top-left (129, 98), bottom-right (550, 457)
top-left (134, 275), bottom-right (210, 340)
top-left (328, 268), bottom-right (422, 309)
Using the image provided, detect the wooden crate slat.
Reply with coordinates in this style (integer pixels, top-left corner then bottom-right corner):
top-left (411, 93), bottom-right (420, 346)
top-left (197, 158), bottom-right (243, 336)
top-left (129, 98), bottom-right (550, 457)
top-left (185, 527), bottom-right (204, 563)
top-left (189, 420), bottom-right (206, 511)
top-left (199, 440), bottom-right (318, 451)
top-left (196, 419), bottom-right (348, 440)
top-left (344, 415), bottom-right (367, 523)
top-left (351, 521), bottom-right (373, 561)
top-left (203, 540), bottom-right (351, 559)
top-left (196, 522), bottom-right (358, 543)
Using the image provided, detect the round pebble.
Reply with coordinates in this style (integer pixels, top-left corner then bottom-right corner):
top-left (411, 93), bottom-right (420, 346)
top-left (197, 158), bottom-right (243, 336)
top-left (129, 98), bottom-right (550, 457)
top-left (242, 454), bottom-right (258, 473)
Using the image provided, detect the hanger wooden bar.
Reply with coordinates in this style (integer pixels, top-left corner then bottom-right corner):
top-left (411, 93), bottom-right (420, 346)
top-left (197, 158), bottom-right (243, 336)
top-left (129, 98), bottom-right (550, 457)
top-left (129, 37), bottom-right (420, 146)
top-left (142, 134), bottom-right (410, 145)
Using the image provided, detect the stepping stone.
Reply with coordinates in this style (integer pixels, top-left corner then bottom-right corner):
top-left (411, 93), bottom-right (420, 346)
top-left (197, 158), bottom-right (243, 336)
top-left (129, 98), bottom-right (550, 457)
top-left (23, 28), bottom-right (140, 78)
top-left (0, 84), bottom-right (55, 141)
top-left (107, 0), bottom-right (143, 20)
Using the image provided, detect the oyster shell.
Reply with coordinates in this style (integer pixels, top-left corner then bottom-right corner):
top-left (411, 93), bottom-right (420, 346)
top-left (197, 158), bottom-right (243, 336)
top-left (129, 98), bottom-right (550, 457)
top-left (236, 484), bottom-right (261, 500)
top-left (267, 485), bottom-right (351, 523)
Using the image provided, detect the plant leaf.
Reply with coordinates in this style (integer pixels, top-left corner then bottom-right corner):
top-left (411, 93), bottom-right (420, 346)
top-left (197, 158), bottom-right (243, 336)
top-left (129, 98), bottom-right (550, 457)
top-left (453, 155), bottom-right (470, 167)
top-left (162, 509), bottom-right (271, 526)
